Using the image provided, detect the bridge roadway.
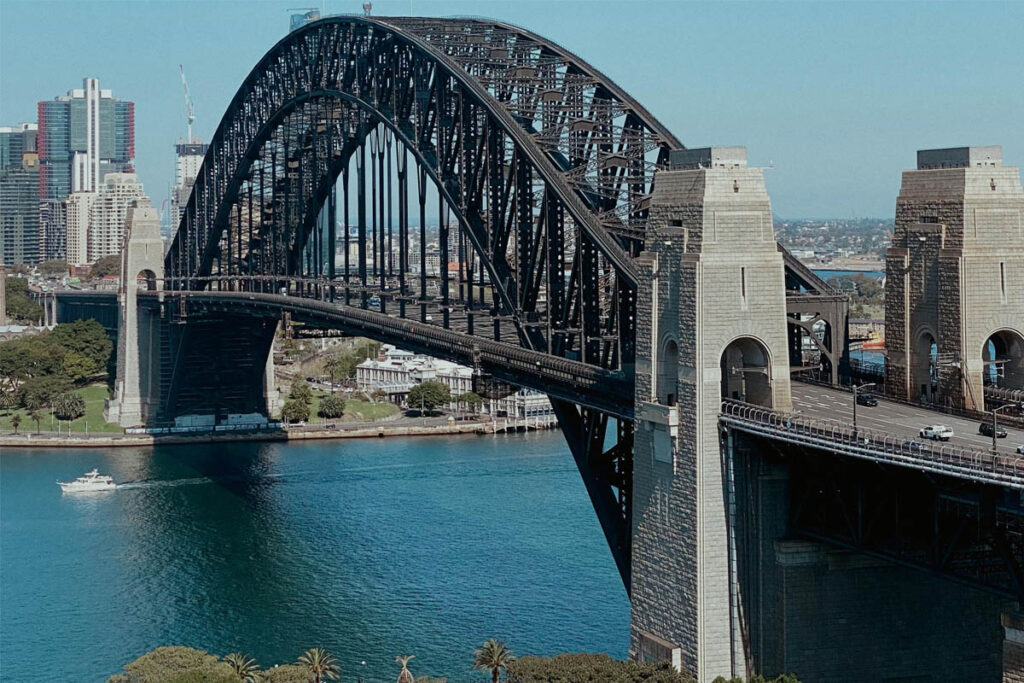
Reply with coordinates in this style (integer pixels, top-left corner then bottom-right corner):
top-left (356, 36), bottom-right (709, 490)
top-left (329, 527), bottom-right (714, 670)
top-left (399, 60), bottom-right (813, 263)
top-left (792, 382), bottom-right (1024, 453)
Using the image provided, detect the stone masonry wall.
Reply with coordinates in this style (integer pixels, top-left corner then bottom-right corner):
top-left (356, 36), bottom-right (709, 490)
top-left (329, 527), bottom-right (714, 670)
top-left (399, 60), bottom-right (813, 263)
top-left (631, 162), bottom-right (792, 683)
top-left (885, 163), bottom-right (1024, 408)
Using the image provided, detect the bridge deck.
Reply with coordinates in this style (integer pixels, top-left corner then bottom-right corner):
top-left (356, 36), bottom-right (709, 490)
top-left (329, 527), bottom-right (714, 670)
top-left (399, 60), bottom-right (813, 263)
top-left (722, 383), bottom-right (1024, 489)
top-left (793, 383), bottom-right (1024, 453)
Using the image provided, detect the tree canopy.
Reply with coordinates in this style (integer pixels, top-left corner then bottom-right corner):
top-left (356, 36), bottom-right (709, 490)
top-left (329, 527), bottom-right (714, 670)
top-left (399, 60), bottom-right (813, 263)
top-left (89, 254), bottom-right (122, 279)
top-left (3, 276), bottom-right (43, 323)
top-left (282, 399), bottom-right (310, 424)
top-left (407, 380), bottom-right (450, 413)
top-left (289, 379), bottom-right (313, 404)
top-left (0, 319), bottom-right (113, 412)
top-left (38, 259), bottom-right (68, 277)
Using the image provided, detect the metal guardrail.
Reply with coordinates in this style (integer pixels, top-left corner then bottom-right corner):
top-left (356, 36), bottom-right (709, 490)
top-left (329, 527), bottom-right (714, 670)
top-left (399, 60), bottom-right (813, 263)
top-left (720, 400), bottom-right (1024, 489)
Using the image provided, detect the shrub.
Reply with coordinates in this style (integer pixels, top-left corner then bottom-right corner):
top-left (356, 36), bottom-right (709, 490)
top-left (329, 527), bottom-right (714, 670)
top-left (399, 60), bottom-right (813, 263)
top-left (52, 391), bottom-right (86, 421)
top-left (106, 646), bottom-right (235, 683)
top-left (289, 379), bottom-right (313, 404)
top-left (506, 653), bottom-right (696, 683)
top-left (318, 393), bottom-right (346, 419)
top-left (282, 399), bottom-right (310, 424)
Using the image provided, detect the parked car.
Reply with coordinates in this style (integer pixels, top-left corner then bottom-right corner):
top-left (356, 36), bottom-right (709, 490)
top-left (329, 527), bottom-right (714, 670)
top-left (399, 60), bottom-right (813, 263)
top-left (1016, 445), bottom-right (1024, 455)
top-left (920, 425), bottom-right (954, 441)
top-left (979, 422), bottom-right (1008, 438)
top-left (856, 393), bottom-right (878, 407)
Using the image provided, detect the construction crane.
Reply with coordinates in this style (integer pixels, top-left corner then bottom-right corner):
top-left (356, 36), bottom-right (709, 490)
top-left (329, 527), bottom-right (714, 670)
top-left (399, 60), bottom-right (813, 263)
top-left (179, 64), bottom-right (195, 144)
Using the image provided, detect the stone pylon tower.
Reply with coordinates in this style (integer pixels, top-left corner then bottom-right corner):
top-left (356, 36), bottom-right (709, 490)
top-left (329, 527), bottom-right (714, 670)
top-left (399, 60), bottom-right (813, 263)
top-left (106, 197), bottom-right (164, 427)
top-left (630, 147), bottom-right (793, 681)
top-left (885, 147), bottom-right (1024, 410)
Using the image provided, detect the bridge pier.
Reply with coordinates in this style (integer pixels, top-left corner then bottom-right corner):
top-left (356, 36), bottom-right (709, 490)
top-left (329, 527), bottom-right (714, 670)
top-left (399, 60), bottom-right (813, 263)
top-left (105, 198), bottom-right (164, 427)
top-left (629, 147), bottom-right (792, 681)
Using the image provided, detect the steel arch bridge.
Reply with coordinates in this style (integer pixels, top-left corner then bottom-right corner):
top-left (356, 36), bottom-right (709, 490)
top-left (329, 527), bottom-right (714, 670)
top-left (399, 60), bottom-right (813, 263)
top-left (161, 16), bottom-right (841, 592)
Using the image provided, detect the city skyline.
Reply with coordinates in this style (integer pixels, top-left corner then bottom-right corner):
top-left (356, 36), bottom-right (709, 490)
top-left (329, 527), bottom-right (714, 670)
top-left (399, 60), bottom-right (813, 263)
top-left (1, 0), bottom-right (1021, 219)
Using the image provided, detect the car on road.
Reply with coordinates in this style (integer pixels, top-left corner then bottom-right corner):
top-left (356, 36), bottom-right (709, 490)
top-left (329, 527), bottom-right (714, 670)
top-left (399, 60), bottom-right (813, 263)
top-left (1017, 445), bottom-right (1024, 455)
top-left (856, 393), bottom-right (878, 407)
top-left (979, 422), bottom-right (1008, 438)
top-left (920, 425), bottom-right (954, 441)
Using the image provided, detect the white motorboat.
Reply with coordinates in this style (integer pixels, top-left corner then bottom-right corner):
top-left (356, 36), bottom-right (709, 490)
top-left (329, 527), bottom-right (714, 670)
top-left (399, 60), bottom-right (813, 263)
top-left (57, 469), bottom-right (116, 493)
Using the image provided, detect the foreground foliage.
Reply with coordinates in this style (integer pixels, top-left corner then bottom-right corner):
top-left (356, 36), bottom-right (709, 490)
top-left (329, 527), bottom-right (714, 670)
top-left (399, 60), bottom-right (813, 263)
top-left (505, 653), bottom-right (695, 683)
top-left (475, 639), bottom-right (515, 683)
top-left (107, 646), bottom-right (236, 683)
top-left (296, 647), bottom-right (340, 683)
top-left (108, 644), bottom-right (801, 683)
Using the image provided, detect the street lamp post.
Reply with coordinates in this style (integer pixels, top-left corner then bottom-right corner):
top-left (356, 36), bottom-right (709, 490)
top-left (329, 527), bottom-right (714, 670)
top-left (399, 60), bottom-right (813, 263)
top-left (990, 402), bottom-right (1021, 454)
top-left (852, 382), bottom-right (877, 439)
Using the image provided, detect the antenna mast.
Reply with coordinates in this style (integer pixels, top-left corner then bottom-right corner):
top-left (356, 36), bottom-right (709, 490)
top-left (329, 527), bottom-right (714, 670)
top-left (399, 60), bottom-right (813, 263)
top-left (179, 64), bottom-right (195, 143)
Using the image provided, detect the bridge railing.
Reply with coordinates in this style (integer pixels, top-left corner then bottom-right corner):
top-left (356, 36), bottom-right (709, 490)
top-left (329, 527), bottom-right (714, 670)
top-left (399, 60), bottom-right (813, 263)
top-left (720, 400), bottom-right (1024, 488)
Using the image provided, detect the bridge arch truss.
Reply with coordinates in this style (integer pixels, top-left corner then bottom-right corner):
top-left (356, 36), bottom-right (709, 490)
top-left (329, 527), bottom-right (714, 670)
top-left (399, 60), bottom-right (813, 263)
top-left (164, 16), bottom-right (692, 589)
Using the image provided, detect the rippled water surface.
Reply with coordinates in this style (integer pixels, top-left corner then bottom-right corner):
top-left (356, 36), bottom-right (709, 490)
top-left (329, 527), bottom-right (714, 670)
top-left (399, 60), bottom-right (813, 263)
top-left (1, 432), bottom-right (628, 681)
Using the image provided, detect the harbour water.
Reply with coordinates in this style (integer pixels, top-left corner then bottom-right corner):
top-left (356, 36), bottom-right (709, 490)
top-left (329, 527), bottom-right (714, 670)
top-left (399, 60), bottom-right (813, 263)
top-left (0, 432), bottom-right (628, 681)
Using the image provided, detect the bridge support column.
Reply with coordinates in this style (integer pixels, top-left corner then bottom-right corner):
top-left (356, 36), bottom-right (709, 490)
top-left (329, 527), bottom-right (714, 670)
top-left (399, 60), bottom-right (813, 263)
top-left (105, 198), bottom-right (164, 428)
top-left (1005, 612), bottom-right (1024, 683)
top-left (264, 334), bottom-right (280, 418)
top-left (885, 147), bottom-right (1024, 410)
top-left (629, 148), bottom-right (792, 682)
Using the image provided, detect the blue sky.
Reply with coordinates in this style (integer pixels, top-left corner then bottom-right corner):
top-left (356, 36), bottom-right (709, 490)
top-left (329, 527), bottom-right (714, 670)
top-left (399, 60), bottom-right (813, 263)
top-left (2, 0), bottom-right (1021, 218)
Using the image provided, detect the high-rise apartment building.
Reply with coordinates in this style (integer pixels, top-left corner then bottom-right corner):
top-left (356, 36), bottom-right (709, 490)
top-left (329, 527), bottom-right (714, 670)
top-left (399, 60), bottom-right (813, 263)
top-left (86, 173), bottom-right (144, 263)
top-left (0, 123), bottom-right (41, 264)
top-left (37, 78), bottom-right (134, 258)
top-left (65, 191), bottom-right (96, 266)
top-left (168, 141), bottom-right (207, 238)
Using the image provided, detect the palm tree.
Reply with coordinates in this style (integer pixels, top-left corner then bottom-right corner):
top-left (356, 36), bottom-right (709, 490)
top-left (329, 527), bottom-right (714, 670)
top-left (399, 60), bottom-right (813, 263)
top-left (223, 652), bottom-right (260, 682)
top-left (396, 654), bottom-right (415, 683)
top-left (11, 414), bottom-right (21, 433)
top-left (297, 647), bottom-right (340, 683)
top-left (473, 639), bottom-right (514, 683)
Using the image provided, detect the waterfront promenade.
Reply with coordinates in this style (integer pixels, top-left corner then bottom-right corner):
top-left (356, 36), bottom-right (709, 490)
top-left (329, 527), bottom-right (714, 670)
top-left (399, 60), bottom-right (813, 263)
top-left (0, 413), bottom-right (557, 448)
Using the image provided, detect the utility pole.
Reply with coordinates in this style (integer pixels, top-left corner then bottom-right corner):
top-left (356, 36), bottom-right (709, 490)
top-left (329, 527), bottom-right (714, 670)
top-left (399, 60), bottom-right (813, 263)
top-left (852, 382), bottom-right (876, 440)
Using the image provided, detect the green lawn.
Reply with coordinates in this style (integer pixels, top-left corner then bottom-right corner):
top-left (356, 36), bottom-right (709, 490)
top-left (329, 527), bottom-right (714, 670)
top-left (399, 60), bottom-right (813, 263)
top-left (0, 383), bottom-right (122, 434)
top-left (303, 390), bottom-right (399, 423)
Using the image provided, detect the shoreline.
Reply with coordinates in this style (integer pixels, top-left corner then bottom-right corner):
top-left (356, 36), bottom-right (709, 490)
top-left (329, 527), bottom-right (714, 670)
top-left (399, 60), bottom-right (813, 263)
top-left (0, 418), bottom-right (556, 449)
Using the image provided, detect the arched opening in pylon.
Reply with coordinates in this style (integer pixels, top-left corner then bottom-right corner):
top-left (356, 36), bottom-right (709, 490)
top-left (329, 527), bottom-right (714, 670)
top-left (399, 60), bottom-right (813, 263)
top-left (912, 330), bottom-right (938, 403)
top-left (656, 338), bottom-right (678, 406)
top-left (137, 269), bottom-right (157, 291)
top-left (982, 329), bottom-right (1024, 400)
top-left (720, 337), bottom-right (772, 408)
